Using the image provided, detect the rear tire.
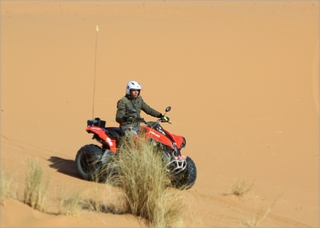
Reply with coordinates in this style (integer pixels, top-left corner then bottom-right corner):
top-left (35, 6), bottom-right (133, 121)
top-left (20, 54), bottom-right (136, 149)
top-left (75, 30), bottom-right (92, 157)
top-left (171, 157), bottom-right (197, 190)
top-left (75, 144), bottom-right (103, 181)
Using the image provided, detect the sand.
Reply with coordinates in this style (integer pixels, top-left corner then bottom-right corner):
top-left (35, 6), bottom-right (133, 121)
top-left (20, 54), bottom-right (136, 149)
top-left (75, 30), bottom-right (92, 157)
top-left (1, 1), bottom-right (318, 227)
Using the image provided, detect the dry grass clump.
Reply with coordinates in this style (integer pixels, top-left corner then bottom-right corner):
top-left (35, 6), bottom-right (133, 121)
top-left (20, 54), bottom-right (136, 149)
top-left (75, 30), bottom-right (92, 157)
top-left (23, 158), bottom-right (50, 212)
top-left (0, 171), bottom-right (17, 205)
top-left (240, 206), bottom-right (271, 227)
top-left (58, 189), bottom-right (83, 217)
top-left (239, 192), bottom-right (281, 227)
top-left (83, 184), bottom-right (112, 213)
top-left (80, 184), bottom-right (128, 215)
top-left (105, 135), bottom-right (185, 227)
top-left (0, 172), bottom-right (12, 199)
top-left (232, 180), bottom-right (254, 199)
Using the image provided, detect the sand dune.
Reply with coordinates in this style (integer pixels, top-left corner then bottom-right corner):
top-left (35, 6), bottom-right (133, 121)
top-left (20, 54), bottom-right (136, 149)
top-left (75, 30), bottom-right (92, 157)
top-left (1, 1), bottom-right (318, 226)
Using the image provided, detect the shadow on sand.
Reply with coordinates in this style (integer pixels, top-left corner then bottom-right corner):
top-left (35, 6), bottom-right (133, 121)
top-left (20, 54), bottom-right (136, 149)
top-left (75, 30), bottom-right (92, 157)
top-left (47, 157), bottom-right (130, 215)
top-left (48, 156), bottom-right (80, 179)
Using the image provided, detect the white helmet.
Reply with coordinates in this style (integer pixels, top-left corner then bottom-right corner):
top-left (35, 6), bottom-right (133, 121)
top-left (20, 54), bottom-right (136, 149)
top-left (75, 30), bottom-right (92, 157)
top-left (126, 81), bottom-right (142, 95)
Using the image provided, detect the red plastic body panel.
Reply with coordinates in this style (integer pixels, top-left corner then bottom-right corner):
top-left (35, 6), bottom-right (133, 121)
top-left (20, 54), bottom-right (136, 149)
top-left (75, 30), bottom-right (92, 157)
top-left (86, 126), bottom-right (117, 153)
top-left (140, 126), bottom-right (184, 149)
top-left (170, 133), bottom-right (184, 148)
top-left (86, 124), bottom-right (184, 154)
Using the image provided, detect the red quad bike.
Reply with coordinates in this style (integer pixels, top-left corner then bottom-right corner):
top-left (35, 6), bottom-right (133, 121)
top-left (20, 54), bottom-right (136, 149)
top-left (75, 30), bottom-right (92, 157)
top-left (75, 106), bottom-right (197, 190)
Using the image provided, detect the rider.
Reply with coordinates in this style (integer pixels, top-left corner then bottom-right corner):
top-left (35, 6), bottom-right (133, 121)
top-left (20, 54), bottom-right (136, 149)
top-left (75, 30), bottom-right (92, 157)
top-left (115, 81), bottom-right (169, 134)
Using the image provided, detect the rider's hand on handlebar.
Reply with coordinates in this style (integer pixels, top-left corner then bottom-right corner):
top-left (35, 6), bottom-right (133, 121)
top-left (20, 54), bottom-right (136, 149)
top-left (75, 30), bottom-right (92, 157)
top-left (126, 116), bottom-right (134, 123)
top-left (160, 116), bottom-right (170, 122)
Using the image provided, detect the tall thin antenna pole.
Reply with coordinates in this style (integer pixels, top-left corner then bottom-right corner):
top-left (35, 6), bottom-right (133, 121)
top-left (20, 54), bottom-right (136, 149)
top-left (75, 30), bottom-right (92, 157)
top-left (92, 25), bottom-right (99, 118)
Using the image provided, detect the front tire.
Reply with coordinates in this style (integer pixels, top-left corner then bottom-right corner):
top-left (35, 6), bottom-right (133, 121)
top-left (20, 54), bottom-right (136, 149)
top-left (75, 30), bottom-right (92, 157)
top-left (75, 144), bottom-right (103, 181)
top-left (171, 157), bottom-right (197, 190)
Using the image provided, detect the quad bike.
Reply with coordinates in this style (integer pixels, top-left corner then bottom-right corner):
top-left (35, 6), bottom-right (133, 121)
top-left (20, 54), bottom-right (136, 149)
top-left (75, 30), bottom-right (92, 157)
top-left (75, 106), bottom-right (197, 190)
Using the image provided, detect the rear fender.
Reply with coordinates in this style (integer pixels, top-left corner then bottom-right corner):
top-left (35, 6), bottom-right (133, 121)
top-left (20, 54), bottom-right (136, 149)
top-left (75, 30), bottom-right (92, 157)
top-left (86, 126), bottom-right (117, 153)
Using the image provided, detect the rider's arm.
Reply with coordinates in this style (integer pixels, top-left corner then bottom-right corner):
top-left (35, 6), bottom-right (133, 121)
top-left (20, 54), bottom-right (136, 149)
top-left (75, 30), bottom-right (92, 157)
top-left (140, 97), bottom-right (162, 118)
top-left (115, 99), bottom-right (127, 124)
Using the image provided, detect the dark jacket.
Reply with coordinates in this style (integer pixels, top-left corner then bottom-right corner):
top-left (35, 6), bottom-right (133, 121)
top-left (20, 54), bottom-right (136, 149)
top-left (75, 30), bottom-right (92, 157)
top-left (115, 95), bottom-right (162, 128)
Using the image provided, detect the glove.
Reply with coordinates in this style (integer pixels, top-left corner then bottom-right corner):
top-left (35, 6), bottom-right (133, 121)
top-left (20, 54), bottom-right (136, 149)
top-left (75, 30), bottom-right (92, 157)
top-left (124, 111), bottom-right (136, 122)
top-left (125, 116), bottom-right (134, 123)
top-left (160, 116), bottom-right (170, 122)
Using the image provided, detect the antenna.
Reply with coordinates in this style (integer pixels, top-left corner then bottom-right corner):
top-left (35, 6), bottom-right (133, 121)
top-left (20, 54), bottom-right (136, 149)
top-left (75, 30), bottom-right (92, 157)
top-left (92, 25), bottom-right (99, 118)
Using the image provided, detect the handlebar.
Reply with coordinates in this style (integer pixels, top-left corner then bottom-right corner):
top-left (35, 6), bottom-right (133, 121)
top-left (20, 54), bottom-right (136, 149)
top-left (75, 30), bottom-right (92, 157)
top-left (136, 117), bottom-right (171, 126)
top-left (128, 106), bottom-right (172, 126)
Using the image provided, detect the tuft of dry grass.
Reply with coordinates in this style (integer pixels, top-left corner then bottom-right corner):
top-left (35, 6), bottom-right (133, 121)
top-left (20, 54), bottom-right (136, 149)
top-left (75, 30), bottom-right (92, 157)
top-left (88, 183), bottom-right (103, 213)
top-left (232, 180), bottom-right (254, 199)
top-left (58, 188), bottom-right (83, 217)
top-left (80, 184), bottom-right (128, 215)
top-left (83, 183), bottom-right (109, 213)
top-left (104, 135), bottom-right (186, 227)
top-left (240, 206), bottom-right (271, 227)
top-left (1, 172), bottom-right (11, 199)
top-left (239, 191), bottom-right (281, 227)
top-left (23, 158), bottom-right (50, 212)
top-left (0, 171), bottom-right (16, 205)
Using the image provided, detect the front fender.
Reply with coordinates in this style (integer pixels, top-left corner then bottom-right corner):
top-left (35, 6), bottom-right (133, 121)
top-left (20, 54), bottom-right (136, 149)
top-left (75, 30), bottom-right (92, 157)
top-left (170, 134), bottom-right (186, 149)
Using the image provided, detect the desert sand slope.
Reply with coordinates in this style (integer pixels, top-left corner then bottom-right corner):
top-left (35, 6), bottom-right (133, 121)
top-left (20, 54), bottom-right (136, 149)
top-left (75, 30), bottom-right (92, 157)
top-left (1, 198), bottom-right (140, 227)
top-left (1, 1), bottom-right (318, 227)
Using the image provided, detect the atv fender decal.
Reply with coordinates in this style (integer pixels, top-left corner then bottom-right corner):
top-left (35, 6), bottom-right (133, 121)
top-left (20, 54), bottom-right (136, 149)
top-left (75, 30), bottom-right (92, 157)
top-left (106, 137), bottom-right (117, 153)
top-left (106, 137), bottom-right (113, 146)
top-left (149, 131), bottom-right (160, 138)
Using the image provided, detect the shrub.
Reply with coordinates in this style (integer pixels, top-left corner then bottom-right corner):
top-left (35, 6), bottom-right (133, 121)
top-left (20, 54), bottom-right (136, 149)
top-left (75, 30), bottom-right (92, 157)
top-left (232, 180), bottom-right (254, 198)
top-left (23, 158), bottom-right (50, 212)
top-left (58, 189), bottom-right (83, 217)
top-left (105, 135), bottom-right (185, 227)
